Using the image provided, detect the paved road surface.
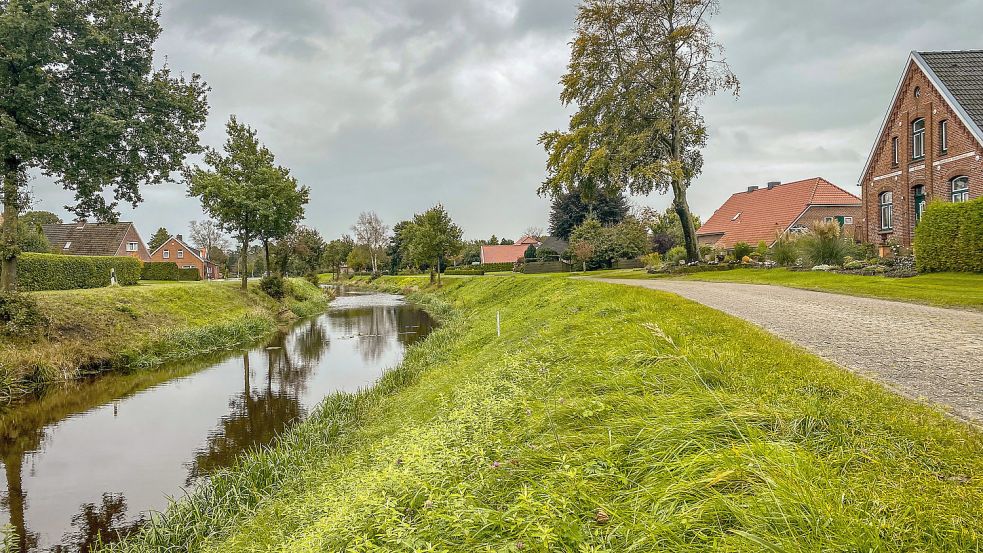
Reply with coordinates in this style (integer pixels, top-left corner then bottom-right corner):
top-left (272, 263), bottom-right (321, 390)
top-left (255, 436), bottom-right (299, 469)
top-left (593, 278), bottom-right (983, 423)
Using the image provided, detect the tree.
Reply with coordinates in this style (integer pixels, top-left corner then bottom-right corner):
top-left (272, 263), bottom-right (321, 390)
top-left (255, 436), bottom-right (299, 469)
top-left (0, 1), bottom-right (209, 291)
top-left (20, 211), bottom-right (61, 228)
top-left (540, 0), bottom-right (737, 262)
top-left (188, 220), bottom-right (228, 262)
top-left (325, 236), bottom-right (354, 279)
top-left (147, 227), bottom-right (171, 252)
top-left (404, 205), bottom-right (463, 285)
top-left (273, 226), bottom-right (325, 276)
top-left (523, 226), bottom-right (545, 240)
top-left (187, 117), bottom-right (296, 290)
top-left (548, 187), bottom-right (629, 240)
top-left (351, 211), bottom-right (390, 275)
top-left (523, 243), bottom-right (537, 260)
top-left (15, 221), bottom-right (49, 253)
top-left (346, 245), bottom-right (371, 272)
top-left (387, 221), bottom-right (413, 274)
top-left (257, 175), bottom-right (309, 276)
top-left (640, 206), bottom-right (701, 254)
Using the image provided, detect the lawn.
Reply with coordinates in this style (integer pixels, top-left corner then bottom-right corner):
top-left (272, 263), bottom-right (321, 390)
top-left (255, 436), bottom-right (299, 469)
top-left (107, 275), bottom-right (983, 552)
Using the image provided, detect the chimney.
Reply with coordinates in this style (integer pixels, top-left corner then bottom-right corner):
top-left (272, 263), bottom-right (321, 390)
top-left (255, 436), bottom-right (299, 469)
top-left (767, 181), bottom-right (781, 189)
top-left (176, 234), bottom-right (183, 242)
top-left (747, 185), bottom-right (759, 193)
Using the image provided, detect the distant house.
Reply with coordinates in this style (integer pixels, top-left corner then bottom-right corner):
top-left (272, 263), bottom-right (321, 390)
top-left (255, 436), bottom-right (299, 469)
top-left (696, 178), bottom-right (862, 249)
top-left (41, 222), bottom-right (151, 262)
top-left (479, 235), bottom-right (558, 264)
top-left (859, 50), bottom-right (983, 252)
top-left (148, 234), bottom-right (222, 280)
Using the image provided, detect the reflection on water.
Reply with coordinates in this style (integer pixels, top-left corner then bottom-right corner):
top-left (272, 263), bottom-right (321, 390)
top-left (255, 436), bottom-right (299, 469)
top-left (0, 292), bottom-right (433, 552)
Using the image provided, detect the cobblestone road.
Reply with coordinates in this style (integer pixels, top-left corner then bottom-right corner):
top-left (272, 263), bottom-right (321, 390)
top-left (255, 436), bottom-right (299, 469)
top-left (595, 278), bottom-right (983, 423)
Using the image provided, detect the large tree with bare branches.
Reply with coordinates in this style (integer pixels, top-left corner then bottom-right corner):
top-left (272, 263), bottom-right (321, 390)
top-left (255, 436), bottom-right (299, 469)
top-left (540, 0), bottom-right (738, 261)
top-left (351, 211), bottom-right (390, 275)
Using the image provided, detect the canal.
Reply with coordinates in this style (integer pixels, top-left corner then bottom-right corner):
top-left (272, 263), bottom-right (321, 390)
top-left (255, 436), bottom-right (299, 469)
top-left (0, 291), bottom-right (434, 552)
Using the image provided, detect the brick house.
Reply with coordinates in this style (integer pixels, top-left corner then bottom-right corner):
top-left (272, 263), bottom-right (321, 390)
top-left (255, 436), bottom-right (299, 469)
top-left (479, 235), bottom-right (541, 264)
top-left (149, 234), bottom-right (222, 280)
top-left (859, 50), bottom-right (983, 253)
top-left (41, 222), bottom-right (151, 262)
top-left (697, 178), bottom-right (862, 249)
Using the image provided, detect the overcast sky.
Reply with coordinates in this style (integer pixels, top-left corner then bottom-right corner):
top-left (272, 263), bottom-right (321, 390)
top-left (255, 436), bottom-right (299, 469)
top-left (28, 0), bottom-right (983, 242)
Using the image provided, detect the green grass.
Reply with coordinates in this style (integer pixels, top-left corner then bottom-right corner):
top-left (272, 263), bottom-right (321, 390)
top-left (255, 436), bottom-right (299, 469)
top-left (105, 275), bottom-right (982, 552)
top-left (0, 279), bottom-right (329, 401)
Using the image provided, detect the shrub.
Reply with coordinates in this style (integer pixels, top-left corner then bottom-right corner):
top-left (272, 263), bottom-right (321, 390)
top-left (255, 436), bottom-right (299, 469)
top-left (843, 260), bottom-right (865, 270)
top-left (755, 240), bottom-right (769, 258)
top-left (771, 235), bottom-right (799, 267)
top-left (445, 268), bottom-right (485, 276)
top-left (305, 272), bottom-right (320, 286)
top-left (523, 244), bottom-right (537, 260)
top-left (732, 242), bottom-right (753, 260)
top-left (741, 255), bottom-right (751, 264)
top-left (480, 262), bottom-right (515, 272)
top-left (0, 293), bottom-right (49, 338)
top-left (177, 268), bottom-right (201, 281)
top-left (640, 252), bottom-right (662, 268)
top-left (799, 221), bottom-right (851, 266)
top-left (259, 275), bottom-right (287, 300)
top-left (666, 245), bottom-right (687, 264)
top-left (141, 261), bottom-right (180, 280)
top-left (17, 253), bottom-right (141, 291)
top-left (915, 198), bottom-right (983, 272)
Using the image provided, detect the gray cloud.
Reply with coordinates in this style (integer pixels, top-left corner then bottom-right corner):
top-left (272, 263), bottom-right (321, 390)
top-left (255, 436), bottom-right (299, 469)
top-left (29, 0), bottom-right (983, 243)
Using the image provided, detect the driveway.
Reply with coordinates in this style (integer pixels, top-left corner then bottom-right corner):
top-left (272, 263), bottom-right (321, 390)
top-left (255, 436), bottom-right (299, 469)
top-left (593, 278), bottom-right (983, 423)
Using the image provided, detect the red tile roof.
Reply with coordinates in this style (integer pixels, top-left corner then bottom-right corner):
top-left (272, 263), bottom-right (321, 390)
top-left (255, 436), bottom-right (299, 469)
top-left (480, 244), bottom-right (528, 264)
top-left (697, 177), bottom-right (860, 248)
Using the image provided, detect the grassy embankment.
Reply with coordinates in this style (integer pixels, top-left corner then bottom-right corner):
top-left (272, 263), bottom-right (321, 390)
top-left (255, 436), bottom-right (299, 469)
top-left (0, 279), bottom-right (329, 401)
top-left (590, 268), bottom-right (983, 310)
top-left (106, 275), bottom-right (982, 552)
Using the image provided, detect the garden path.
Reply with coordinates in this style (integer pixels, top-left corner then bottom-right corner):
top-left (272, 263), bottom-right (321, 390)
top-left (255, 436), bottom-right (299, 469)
top-left (593, 278), bottom-right (983, 424)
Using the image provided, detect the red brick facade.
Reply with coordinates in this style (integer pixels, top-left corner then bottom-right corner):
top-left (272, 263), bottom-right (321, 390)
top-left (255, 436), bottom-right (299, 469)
top-left (149, 235), bottom-right (222, 280)
top-left (860, 56), bottom-right (983, 250)
top-left (113, 225), bottom-right (152, 262)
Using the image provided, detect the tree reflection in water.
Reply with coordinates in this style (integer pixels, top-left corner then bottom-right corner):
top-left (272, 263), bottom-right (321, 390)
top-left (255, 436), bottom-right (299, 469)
top-left (328, 305), bottom-right (433, 363)
top-left (52, 494), bottom-right (144, 553)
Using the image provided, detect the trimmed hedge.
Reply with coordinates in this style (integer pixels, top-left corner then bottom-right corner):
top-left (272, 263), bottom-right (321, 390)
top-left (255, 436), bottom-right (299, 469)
top-left (445, 268), bottom-right (485, 276)
top-left (479, 263), bottom-right (515, 272)
top-left (521, 261), bottom-right (573, 274)
top-left (141, 262), bottom-right (202, 281)
top-left (17, 253), bottom-right (141, 291)
top-left (915, 198), bottom-right (983, 272)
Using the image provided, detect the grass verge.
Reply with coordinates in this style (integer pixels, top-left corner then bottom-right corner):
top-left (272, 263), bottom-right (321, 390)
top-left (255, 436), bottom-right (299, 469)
top-left (105, 275), bottom-right (981, 552)
top-left (0, 279), bottom-right (330, 401)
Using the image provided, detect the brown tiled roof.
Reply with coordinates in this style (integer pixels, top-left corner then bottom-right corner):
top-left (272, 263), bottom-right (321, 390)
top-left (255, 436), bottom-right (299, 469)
top-left (41, 223), bottom-right (133, 256)
top-left (697, 178), bottom-right (860, 248)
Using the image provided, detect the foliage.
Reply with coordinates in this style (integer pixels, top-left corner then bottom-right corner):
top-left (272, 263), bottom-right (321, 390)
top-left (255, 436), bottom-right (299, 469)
top-left (105, 276), bottom-right (983, 552)
top-left (523, 244), bottom-right (537, 260)
top-left (178, 268), bottom-right (201, 281)
top-left (148, 228), bottom-right (171, 252)
top-left (387, 222), bottom-right (413, 274)
top-left (666, 245), bottom-right (687, 264)
top-left (0, 292), bottom-right (48, 339)
top-left (641, 207), bottom-right (702, 254)
top-left (325, 236), bottom-right (355, 278)
top-left (403, 205), bottom-right (463, 284)
top-left (755, 240), bottom-right (769, 258)
top-left (915, 198), bottom-right (983, 273)
top-left (771, 235), bottom-right (799, 267)
top-left (569, 217), bottom-right (649, 269)
top-left (540, 0), bottom-right (738, 262)
top-left (479, 263), bottom-right (515, 273)
top-left (187, 117), bottom-right (306, 289)
top-left (346, 245), bottom-right (371, 272)
top-left (352, 211), bottom-right (390, 274)
top-left (17, 253), bottom-right (140, 291)
top-left (536, 248), bottom-right (559, 261)
top-left (15, 220), bottom-right (50, 253)
top-left (141, 262), bottom-right (182, 281)
top-left (732, 242), bottom-right (753, 260)
top-left (800, 221), bottom-right (851, 266)
top-left (188, 220), bottom-right (228, 261)
top-left (272, 226), bottom-right (326, 276)
top-left (444, 268), bottom-right (485, 276)
top-left (547, 187), bottom-right (629, 240)
top-left (0, 0), bottom-right (208, 291)
top-left (20, 211), bottom-right (61, 227)
top-left (259, 275), bottom-right (286, 300)
top-left (641, 252), bottom-right (663, 268)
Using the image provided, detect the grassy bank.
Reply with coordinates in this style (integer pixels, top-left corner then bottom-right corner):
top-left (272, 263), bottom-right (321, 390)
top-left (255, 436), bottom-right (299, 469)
top-left (590, 268), bottom-right (983, 310)
top-left (0, 279), bottom-right (329, 401)
top-left (106, 275), bottom-right (982, 552)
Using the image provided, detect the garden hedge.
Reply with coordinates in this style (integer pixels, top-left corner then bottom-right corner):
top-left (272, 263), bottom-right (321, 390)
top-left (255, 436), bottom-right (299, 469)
top-left (141, 261), bottom-right (202, 281)
top-left (479, 263), bottom-right (515, 272)
top-left (178, 268), bottom-right (202, 281)
top-left (445, 268), bottom-right (485, 276)
top-left (17, 253), bottom-right (142, 291)
top-left (915, 198), bottom-right (983, 272)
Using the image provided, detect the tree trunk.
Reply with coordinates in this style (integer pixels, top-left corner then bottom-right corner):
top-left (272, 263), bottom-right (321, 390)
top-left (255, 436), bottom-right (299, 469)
top-left (5, 453), bottom-right (29, 552)
top-left (239, 238), bottom-right (249, 290)
top-left (1, 157), bottom-right (21, 292)
top-left (263, 238), bottom-right (271, 277)
top-left (673, 188), bottom-right (700, 262)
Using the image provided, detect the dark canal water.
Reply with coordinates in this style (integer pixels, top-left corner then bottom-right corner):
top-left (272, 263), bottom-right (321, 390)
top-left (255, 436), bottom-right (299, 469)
top-left (0, 291), bottom-right (434, 552)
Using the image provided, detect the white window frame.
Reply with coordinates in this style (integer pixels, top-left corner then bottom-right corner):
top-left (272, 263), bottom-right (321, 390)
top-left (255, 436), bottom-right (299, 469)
top-left (939, 120), bottom-right (948, 154)
top-left (163, 250), bottom-right (170, 259)
top-left (843, 217), bottom-right (854, 225)
top-left (177, 249), bottom-right (184, 259)
top-left (891, 136), bottom-right (899, 165)
top-left (126, 242), bottom-right (138, 252)
top-left (951, 176), bottom-right (969, 203)
top-left (912, 119), bottom-right (925, 160)
top-left (880, 191), bottom-right (894, 230)
top-left (63, 241), bottom-right (72, 250)
top-left (823, 217), bottom-right (835, 223)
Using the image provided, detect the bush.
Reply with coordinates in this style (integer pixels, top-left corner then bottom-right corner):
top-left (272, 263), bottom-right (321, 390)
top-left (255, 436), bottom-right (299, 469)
top-left (17, 253), bottom-right (141, 291)
top-left (479, 262), bottom-right (515, 272)
top-left (666, 245), bottom-right (687, 264)
top-left (640, 252), bottom-right (662, 268)
top-left (177, 268), bottom-right (201, 281)
top-left (799, 221), bottom-right (851, 266)
top-left (915, 198), bottom-right (983, 272)
top-left (0, 293), bottom-right (49, 338)
top-left (732, 242), bottom-right (753, 260)
top-left (141, 261), bottom-right (180, 280)
top-left (445, 268), bottom-right (485, 276)
top-left (771, 236), bottom-right (799, 267)
top-left (259, 275), bottom-right (287, 300)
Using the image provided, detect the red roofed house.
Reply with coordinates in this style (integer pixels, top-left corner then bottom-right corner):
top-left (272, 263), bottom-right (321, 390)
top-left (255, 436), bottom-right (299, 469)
top-left (480, 235), bottom-right (539, 265)
top-left (149, 234), bottom-right (222, 280)
top-left (696, 178), bottom-right (862, 250)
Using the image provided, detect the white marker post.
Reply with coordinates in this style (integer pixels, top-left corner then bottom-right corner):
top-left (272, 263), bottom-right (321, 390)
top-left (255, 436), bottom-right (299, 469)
top-left (496, 311), bottom-right (501, 337)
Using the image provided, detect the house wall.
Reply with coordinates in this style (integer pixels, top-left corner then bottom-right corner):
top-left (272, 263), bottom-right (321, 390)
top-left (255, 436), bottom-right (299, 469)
top-left (792, 205), bottom-right (863, 241)
top-left (149, 238), bottom-right (214, 279)
top-left (861, 62), bottom-right (983, 248)
top-left (112, 225), bottom-right (152, 262)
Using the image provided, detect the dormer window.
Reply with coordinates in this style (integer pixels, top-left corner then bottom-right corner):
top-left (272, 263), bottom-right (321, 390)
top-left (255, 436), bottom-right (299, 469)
top-left (912, 118), bottom-right (925, 160)
top-left (63, 241), bottom-right (72, 250)
top-left (731, 212), bottom-right (742, 221)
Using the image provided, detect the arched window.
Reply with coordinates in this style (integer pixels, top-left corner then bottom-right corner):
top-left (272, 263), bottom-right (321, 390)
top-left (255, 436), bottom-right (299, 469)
top-left (912, 118), bottom-right (925, 159)
top-left (951, 176), bottom-right (969, 203)
top-left (879, 191), bottom-right (893, 230)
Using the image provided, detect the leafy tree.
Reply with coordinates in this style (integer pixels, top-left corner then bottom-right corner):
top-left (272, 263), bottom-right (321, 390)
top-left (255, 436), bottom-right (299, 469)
top-left (147, 227), bottom-right (171, 252)
top-left (540, 0), bottom-right (737, 263)
top-left (548, 187), bottom-right (629, 240)
top-left (569, 216), bottom-right (648, 269)
top-left (346, 245), bottom-right (371, 272)
top-left (273, 226), bottom-right (326, 276)
top-left (20, 211), bottom-right (61, 228)
top-left (523, 244), bottom-right (537, 260)
top-left (187, 117), bottom-right (295, 290)
top-left (487, 235), bottom-right (500, 246)
top-left (500, 238), bottom-right (515, 245)
top-left (188, 220), bottom-right (228, 262)
top-left (256, 169), bottom-right (309, 276)
top-left (569, 217), bottom-right (607, 270)
top-left (0, 0), bottom-right (209, 291)
top-left (404, 205), bottom-right (463, 284)
top-left (15, 221), bottom-right (49, 253)
top-left (352, 211), bottom-right (390, 275)
top-left (386, 222), bottom-right (412, 274)
top-left (641, 206), bottom-right (701, 254)
top-left (459, 240), bottom-right (483, 265)
top-left (325, 236), bottom-right (354, 279)
top-left (608, 217), bottom-right (649, 260)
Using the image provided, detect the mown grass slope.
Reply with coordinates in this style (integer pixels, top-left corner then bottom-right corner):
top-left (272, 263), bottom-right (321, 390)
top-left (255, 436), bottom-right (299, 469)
top-left (107, 276), bottom-right (982, 552)
top-left (0, 279), bottom-right (329, 400)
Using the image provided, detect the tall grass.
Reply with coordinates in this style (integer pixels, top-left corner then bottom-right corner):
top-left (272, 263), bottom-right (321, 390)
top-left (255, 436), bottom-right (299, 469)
top-left (104, 276), bottom-right (983, 552)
